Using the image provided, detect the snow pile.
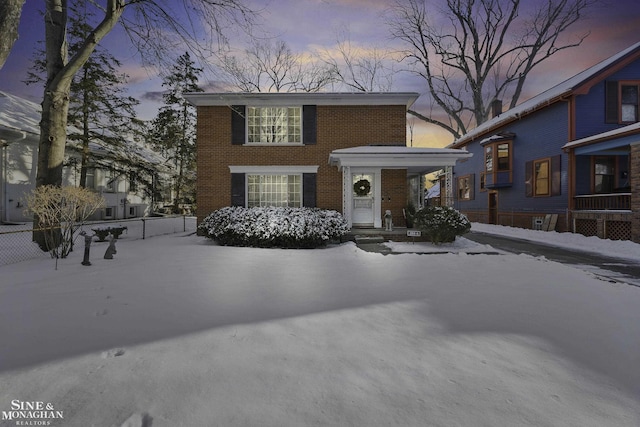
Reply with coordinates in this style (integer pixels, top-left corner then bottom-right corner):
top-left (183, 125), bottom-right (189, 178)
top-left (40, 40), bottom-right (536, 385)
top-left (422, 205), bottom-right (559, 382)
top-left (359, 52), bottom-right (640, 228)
top-left (472, 222), bottom-right (640, 262)
top-left (384, 236), bottom-right (499, 254)
top-left (198, 206), bottom-right (349, 248)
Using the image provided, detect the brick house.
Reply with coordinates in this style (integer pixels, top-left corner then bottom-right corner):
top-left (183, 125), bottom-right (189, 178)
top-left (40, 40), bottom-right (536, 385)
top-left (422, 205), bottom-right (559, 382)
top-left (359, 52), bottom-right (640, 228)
top-left (185, 92), bottom-right (471, 228)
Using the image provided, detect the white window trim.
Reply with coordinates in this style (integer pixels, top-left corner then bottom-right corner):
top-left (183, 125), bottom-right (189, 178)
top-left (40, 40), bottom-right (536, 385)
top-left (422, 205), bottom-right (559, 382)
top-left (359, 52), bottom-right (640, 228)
top-left (229, 166), bottom-right (318, 174)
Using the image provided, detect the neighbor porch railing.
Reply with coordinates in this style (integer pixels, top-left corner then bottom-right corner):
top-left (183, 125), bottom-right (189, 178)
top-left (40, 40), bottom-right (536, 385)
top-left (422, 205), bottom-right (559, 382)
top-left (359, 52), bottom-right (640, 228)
top-left (573, 193), bottom-right (631, 210)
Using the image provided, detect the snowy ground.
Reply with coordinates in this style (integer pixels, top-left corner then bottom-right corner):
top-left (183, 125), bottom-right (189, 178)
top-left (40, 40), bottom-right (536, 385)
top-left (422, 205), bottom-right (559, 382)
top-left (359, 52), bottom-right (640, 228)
top-left (1, 226), bottom-right (639, 426)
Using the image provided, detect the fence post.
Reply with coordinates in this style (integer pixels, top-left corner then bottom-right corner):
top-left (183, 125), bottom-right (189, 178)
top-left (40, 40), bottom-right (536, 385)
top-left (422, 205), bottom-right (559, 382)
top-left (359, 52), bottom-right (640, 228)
top-left (183, 214), bottom-right (186, 232)
top-left (141, 217), bottom-right (146, 240)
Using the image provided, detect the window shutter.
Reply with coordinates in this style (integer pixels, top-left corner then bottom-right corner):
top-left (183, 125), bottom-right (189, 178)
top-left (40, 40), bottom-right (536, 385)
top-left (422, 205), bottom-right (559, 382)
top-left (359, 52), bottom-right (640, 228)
top-left (469, 174), bottom-right (475, 200)
top-left (551, 155), bottom-right (562, 196)
top-left (231, 105), bottom-right (246, 145)
top-left (302, 173), bottom-right (317, 207)
top-left (303, 105), bottom-right (317, 145)
top-left (231, 173), bottom-right (245, 206)
top-left (525, 161), bottom-right (533, 197)
top-left (605, 81), bottom-right (619, 123)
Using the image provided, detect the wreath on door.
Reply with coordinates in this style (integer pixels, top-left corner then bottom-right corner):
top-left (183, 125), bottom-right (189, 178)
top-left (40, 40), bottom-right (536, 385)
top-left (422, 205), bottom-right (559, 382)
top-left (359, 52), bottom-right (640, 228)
top-left (353, 179), bottom-right (371, 197)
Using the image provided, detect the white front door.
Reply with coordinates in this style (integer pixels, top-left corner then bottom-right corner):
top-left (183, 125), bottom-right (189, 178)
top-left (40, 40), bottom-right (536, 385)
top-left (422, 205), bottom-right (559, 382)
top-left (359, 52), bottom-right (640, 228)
top-left (352, 173), bottom-right (375, 226)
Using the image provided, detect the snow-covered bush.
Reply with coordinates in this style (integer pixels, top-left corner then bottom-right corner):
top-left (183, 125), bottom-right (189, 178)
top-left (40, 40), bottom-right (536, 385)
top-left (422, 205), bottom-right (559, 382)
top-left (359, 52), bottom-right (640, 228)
top-left (413, 206), bottom-right (471, 244)
top-left (198, 206), bottom-right (349, 248)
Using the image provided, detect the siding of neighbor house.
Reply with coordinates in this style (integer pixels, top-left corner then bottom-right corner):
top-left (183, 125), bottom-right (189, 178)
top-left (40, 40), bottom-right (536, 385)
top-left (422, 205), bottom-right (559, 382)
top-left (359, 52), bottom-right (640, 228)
top-left (453, 102), bottom-right (569, 230)
top-left (195, 104), bottom-right (409, 224)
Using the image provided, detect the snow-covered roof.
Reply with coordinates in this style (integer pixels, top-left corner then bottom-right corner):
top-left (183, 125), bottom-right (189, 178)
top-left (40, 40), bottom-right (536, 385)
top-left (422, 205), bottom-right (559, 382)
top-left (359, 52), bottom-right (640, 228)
top-left (450, 41), bottom-right (640, 148)
top-left (426, 181), bottom-right (440, 198)
top-left (0, 91), bottom-right (42, 137)
top-left (184, 92), bottom-right (420, 108)
top-left (0, 90), bottom-right (169, 171)
top-left (562, 122), bottom-right (640, 149)
top-left (328, 145), bottom-right (472, 174)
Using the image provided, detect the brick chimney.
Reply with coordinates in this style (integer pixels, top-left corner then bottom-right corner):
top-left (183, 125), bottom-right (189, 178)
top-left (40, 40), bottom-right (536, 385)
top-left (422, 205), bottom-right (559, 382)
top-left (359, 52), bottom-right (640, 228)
top-left (491, 100), bottom-right (503, 118)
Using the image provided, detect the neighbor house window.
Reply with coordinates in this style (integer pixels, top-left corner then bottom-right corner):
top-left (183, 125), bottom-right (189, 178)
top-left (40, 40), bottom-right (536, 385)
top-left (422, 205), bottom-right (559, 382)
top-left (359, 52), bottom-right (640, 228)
top-left (533, 158), bottom-right (550, 196)
top-left (483, 139), bottom-right (513, 188)
top-left (85, 168), bottom-right (96, 190)
top-left (620, 84), bottom-right (639, 123)
top-left (606, 80), bottom-right (640, 124)
top-left (247, 106), bottom-right (301, 144)
top-left (457, 174), bottom-right (474, 201)
top-left (458, 176), bottom-right (470, 200)
top-left (594, 157), bottom-right (615, 194)
top-left (479, 171), bottom-right (486, 192)
top-left (129, 172), bottom-right (138, 192)
top-left (247, 174), bottom-right (302, 207)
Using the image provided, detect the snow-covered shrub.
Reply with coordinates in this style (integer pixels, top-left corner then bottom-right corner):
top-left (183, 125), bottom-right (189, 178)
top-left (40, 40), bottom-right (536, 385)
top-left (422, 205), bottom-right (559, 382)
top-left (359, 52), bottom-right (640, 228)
top-left (198, 206), bottom-right (349, 248)
top-left (413, 206), bottom-right (471, 244)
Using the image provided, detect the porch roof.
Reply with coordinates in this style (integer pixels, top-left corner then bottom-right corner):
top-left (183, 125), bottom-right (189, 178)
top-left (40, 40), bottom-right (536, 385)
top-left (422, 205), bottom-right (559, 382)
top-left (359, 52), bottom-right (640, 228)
top-left (328, 145), bottom-right (472, 174)
top-left (563, 122), bottom-right (640, 155)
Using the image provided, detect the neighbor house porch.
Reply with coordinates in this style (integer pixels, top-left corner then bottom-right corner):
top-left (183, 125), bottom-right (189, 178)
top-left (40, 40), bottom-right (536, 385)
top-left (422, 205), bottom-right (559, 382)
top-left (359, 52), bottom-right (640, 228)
top-left (564, 123), bottom-right (640, 242)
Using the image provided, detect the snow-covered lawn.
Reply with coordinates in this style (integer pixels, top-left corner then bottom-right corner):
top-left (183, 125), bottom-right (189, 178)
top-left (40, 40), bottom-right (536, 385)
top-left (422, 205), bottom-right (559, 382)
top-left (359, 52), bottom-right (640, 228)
top-left (1, 228), bottom-right (639, 426)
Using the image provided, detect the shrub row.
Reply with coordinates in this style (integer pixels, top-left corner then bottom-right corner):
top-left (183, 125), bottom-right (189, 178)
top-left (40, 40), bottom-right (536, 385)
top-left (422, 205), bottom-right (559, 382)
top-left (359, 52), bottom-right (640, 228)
top-left (198, 206), bottom-right (349, 248)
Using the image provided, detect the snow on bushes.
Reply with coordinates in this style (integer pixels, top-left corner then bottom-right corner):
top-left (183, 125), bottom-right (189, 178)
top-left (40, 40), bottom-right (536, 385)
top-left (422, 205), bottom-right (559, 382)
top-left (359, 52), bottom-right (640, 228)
top-left (198, 206), bottom-right (349, 248)
top-left (413, 206), bottom-right (471, 244)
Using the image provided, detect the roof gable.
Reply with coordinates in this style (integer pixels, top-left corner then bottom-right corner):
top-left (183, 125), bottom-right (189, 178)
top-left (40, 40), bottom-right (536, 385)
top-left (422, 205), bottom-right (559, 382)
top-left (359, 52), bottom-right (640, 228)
top-left (450, 41), bottom-right (640, 148)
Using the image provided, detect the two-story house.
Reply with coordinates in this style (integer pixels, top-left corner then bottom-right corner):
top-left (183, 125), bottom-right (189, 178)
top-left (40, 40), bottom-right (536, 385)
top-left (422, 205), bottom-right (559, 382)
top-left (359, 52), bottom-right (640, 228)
top-left (446, 41), bottom-right (640, 243)
top-left (184, 92), bottom-right (471, 229)
top-left (0, 91), bottom-right (174, 223)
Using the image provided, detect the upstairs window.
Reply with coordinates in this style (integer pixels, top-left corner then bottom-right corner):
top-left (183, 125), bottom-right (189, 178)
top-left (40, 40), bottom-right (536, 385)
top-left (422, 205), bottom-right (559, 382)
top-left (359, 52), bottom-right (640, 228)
top-left (483, 139), bottom-right (513, 188)
top-left (605, 80), bottom-right (640, 124)
top-left (620, 84), bottom-right (639, 123)
top-left (247, 107), bottom-right (301, 144)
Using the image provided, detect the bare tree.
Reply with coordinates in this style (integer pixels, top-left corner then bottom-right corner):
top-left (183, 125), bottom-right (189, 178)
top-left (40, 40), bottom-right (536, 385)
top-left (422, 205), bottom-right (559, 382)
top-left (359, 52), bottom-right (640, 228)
top-left (37, 0), bottom-right (255, 189)
top-left (322, 28), bottom-right (396, 92)
top-left (387, 0), bottom-right (596, 139)
top-left (32, 0), bottom-right (256, 249)
top-left (0, 0), bottom-right (25, 70)
top-left (216, 38), bottom-right (335, 92)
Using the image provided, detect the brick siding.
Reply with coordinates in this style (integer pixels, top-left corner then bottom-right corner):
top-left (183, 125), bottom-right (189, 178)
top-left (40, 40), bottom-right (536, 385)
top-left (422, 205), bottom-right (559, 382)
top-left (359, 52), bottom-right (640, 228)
top-left (196, 104), bottom-right (408, 223)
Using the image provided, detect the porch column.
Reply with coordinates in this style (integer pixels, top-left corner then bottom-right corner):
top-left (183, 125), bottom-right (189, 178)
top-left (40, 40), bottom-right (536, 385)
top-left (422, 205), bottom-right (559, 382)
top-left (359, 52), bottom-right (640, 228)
top-left (631, 142), bottom-right (640, 243)
top-left (444, 166), bottom-right (453, 207)
top-left (342, 166), bottom-right (352, 228)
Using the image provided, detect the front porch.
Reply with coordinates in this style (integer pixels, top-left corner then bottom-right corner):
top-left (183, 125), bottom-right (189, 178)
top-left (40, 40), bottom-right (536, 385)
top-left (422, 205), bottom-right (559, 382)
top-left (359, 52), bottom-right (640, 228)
top-left (328, 146), bottom-right (472, 229)
top-left (563, 124), bottom-right (640, 242)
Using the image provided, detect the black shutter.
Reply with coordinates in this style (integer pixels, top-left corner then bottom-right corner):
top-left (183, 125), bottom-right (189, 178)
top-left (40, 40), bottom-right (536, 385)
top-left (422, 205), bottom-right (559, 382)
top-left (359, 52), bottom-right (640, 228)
top-left (302, 173), bottom-right (317, 207)
top-left (469, 174), bottom-right (475, 200)
top-left (231, 173), bottom-right (245, 206)
top-left (302, 105), bottom-right (317, 145)
top-left (551, 155), bottom-right (562, 196)
top-left (605, 81), bottom-right (619, 124)
top-left (231, 105), bottom-right (246, 145)
top-left (525, 161), bottom-right (533, 197)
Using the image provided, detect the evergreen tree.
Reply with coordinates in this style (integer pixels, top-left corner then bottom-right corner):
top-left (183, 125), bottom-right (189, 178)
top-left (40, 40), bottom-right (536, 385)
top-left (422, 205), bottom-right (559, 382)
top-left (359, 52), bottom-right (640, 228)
top-left (150, 52), bottom-right (203, 213)
top-left (25, 2), bottom-right (144, 189)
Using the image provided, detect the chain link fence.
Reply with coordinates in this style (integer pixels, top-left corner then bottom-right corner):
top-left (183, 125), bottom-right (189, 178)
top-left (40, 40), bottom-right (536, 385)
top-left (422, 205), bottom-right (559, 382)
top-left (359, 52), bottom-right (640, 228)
top-left (0, 215), bottom-right (197, 267)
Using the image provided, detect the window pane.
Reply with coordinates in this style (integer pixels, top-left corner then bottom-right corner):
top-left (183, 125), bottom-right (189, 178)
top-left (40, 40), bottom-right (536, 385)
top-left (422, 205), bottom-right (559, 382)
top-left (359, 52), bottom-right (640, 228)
top-left (621, 104), bottom-right (637, 122)
top-left (497, 143), bottom-right (509, 171)
top-left (534, 160), bottom-right (549, 196)
top-left (247, 107), bottom-right (301, 143)
top-left (247, 174), bottom-right (301, 207)
top-left (485, 146), bottom-right (493, 172)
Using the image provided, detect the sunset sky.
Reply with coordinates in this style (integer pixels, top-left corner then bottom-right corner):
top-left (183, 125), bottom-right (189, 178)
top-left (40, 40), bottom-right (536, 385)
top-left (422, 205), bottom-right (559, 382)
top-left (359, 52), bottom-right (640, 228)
top-left (1, 0), bottom-right (639, 147)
